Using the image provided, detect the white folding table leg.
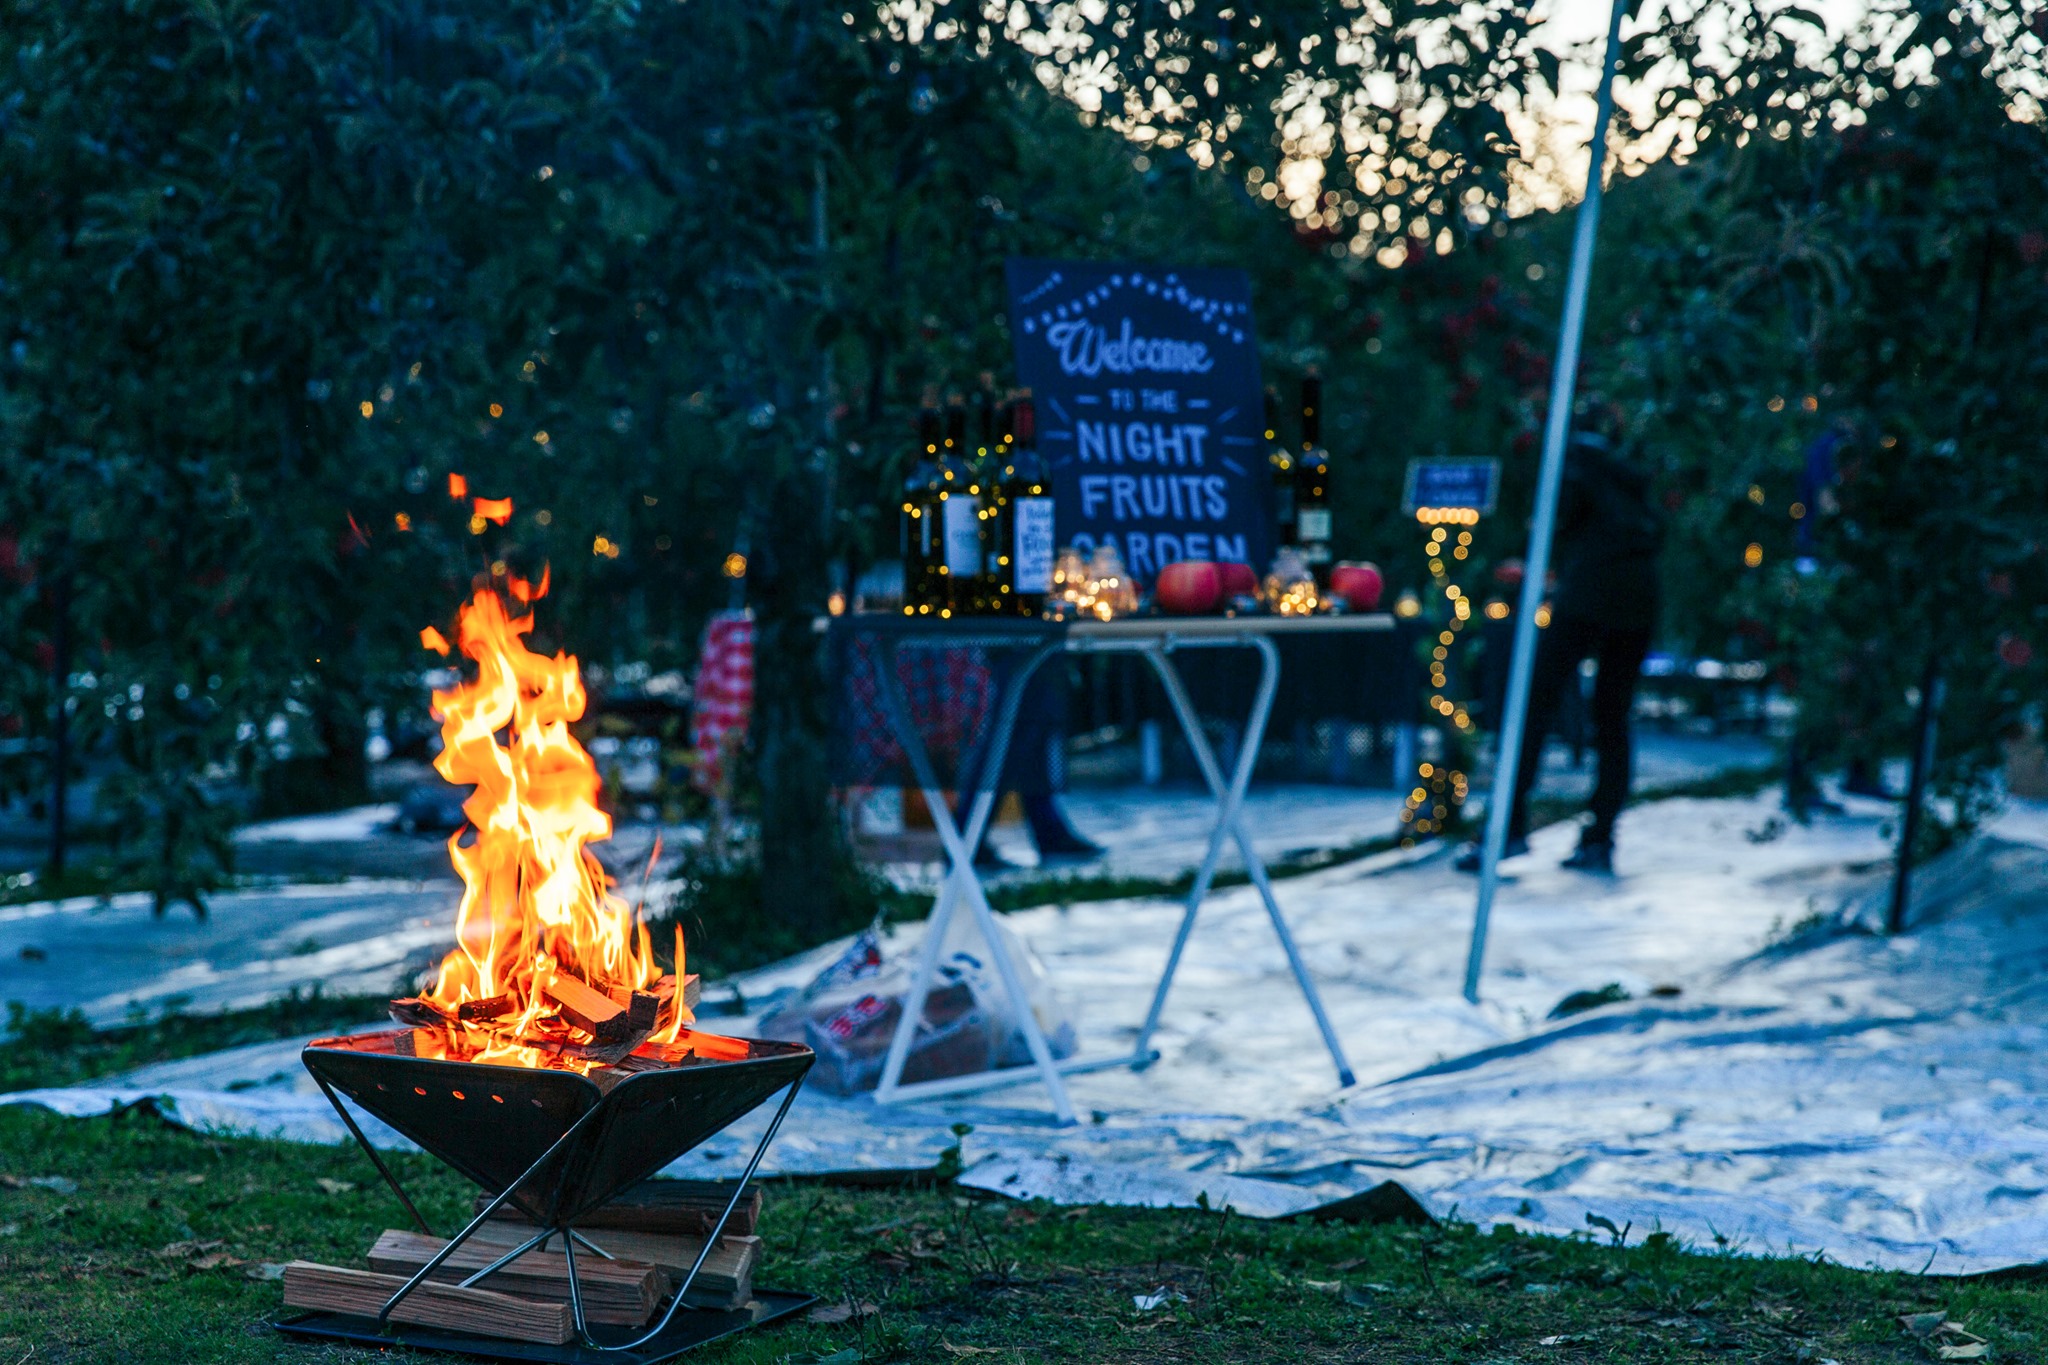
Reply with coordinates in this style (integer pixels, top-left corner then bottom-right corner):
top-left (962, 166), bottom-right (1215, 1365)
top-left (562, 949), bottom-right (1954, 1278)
top-left (1229, 820), bottom-right (1356, 1087)
top-left (952, 850), bottom-right (1079, 1125)
top-left (867, 636), bottom-right (1077, 1123)
top-left (872, 816), bottom-right (969, 1107)
top-left (1131, 640), bottom-right (1268, 1060)
top-left (1133, 637), bottom-right (1355, 1086)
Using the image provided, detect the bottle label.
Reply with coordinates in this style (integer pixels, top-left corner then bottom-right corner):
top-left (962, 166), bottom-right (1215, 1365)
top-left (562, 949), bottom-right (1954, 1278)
top-left (1297, 507), bottom-right (1332, 542)
top-left (943, 495), bottom-right (982, 574)
top-left (1012, 498), bottom-right (1055, 593)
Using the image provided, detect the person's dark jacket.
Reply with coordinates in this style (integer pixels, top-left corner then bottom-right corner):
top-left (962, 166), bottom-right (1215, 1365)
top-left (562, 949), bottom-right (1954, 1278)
top-left (1549, 434), bottom-right (1664, 630)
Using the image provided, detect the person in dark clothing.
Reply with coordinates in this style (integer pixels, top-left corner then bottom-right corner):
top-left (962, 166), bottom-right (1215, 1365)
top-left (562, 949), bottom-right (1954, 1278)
top-left (1459, 426), bottom-right (1664, 874)
top-left (958, 662), bottom-right (1104, 871)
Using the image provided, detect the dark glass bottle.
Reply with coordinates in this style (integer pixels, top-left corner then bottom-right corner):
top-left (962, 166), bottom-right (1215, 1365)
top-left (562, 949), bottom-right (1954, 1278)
top-left (900, 398), bottom-right (943, 614)
top-left (995, 390), bottom-right (1054, 617)
top-left (1267, 385), bottom-right (1296, 550)
top-left (1295, 368), bottom-right (1333, 578)
top-left (975, 380), bottom-right (1006, 609)
top-left (937, 395), bottom-right (984, 616)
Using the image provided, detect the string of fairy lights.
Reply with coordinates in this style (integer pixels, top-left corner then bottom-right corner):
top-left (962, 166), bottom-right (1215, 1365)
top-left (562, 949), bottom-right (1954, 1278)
top-left (1399, 505), bottom-right (1484, 844)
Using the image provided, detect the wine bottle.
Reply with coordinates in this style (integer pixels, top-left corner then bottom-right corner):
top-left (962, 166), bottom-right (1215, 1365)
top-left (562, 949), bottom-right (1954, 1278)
top-left (1295, 368), bottom-right (1333, 578)
top-left (975, 378), bottom-right (1006, 612)
top-left (900, 397), bottom-right (943, 614)
top-left (1266, 385), bottom-right (1296, 550)
top-left (996, 390), bottom-right (1054, 617)
top-left (938, 394), bottom-right (984, 616)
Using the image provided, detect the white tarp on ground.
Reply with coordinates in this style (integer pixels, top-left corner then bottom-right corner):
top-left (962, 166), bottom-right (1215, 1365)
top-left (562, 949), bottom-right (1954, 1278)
top-left (7, 790), bottom-right (2047, 1275)
top-left (0, 785), bottom-right (1431, 1025)
top-left (0, 879), bottom-right (455, 1024)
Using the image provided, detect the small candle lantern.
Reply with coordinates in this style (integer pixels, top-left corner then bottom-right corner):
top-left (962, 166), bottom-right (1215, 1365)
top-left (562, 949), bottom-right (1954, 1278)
top-left (1084, 544), bottom-right (1138, 620)
top-left (1262, 547), bottom-right (1320, 617)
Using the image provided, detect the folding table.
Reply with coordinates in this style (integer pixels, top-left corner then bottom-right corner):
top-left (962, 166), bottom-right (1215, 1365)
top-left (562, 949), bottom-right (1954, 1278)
top-left (835, 613), bottom-right (1396, 1126)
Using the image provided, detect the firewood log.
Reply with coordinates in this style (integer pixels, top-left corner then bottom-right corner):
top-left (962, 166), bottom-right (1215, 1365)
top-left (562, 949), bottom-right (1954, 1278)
top-left (281, 1261), bottom-right (572, 1344)
top-left (365, 1230), bottom-right (658, 1325)
top-left (462, 1223), bottom-right (757, 1310)
top-left (477, 1178), bottom-right (762, 1238)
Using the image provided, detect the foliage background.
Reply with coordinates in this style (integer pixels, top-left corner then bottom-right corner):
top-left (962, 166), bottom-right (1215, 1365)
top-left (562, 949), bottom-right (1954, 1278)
top-left (1, 0), bottom-right (2041, 916)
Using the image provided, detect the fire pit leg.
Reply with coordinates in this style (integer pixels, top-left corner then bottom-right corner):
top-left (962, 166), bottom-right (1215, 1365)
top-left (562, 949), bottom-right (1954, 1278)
top-left (312, 1074), bottom-right (433, 1236)
top-left (561, 1228), bottom-right (592, 1335)
top-left (454, 1225), bottom-right (554, 1289)
top-left (371, 1099), bottom-right (613, 1327)
top-left (563, 1077), bottom-right (803, 1351)
top-left (561, 1228), bottom-right (617, 1261)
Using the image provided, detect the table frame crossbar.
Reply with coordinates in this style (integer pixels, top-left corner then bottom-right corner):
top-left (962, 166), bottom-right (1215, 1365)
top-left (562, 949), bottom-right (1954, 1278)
top-left (863, 619), bottom-right (1362, 1123)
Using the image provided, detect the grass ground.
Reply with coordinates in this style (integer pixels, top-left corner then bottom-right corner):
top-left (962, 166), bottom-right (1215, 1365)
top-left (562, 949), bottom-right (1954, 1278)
top-left (0, 1103), bottom-right (2039, 1364)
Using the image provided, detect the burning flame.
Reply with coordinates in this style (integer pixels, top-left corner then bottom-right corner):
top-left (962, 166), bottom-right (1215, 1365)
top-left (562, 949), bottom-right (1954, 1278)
top-left (418, 555), bottom-right (689, 1069)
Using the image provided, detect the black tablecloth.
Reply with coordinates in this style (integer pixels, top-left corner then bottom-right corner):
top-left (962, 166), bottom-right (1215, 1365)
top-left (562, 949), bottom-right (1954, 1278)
top-left (826, 615), bottom-right (1426, 794)
top-left (1160, 622), bottom-right (1424, 729)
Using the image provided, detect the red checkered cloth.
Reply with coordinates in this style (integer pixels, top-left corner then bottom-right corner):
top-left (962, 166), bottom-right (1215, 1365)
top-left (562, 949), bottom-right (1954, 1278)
top-left (691, 610), bottom-right (754, 794)
top-left (840, 635), bottom-right (996, 789)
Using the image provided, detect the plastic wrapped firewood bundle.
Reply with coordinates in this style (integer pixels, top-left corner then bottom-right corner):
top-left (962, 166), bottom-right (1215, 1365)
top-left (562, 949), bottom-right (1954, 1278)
top-left (759, 923), bottom-right (1076, 1095)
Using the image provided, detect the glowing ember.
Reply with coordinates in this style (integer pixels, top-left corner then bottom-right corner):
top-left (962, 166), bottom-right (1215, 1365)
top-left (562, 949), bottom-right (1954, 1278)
top-left (412, 534), bottom-right (696, 1071)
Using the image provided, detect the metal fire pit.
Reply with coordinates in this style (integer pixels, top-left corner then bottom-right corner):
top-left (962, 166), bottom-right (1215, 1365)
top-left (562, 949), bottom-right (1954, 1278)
top-left (278, 1029), bottom-right (814, 1362)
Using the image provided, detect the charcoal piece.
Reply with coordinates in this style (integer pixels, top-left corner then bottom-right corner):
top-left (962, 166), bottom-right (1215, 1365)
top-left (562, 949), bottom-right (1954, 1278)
top-left (456, 995), bottom-right (514, 1023)
top-left (627, 991), bottom-right (659, 1031)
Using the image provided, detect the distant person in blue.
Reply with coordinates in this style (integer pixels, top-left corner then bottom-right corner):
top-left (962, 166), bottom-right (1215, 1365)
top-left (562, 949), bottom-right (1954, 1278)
top-left (1461, 408), bottom-right (1665, 875)
top-left (961, 667), bottom-right (1104, 872)
top-left (1784, 417), bottom-right (1887, 813)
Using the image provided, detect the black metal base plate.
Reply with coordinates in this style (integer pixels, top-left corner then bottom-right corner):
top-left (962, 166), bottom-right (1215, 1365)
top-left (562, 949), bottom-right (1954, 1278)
top-left (273, 1289), bottom-right (815, 1364)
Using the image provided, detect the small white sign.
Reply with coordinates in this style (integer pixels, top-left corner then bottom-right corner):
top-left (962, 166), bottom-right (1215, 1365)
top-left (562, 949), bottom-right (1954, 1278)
top-left (1012, 498), bottom-right (1055, 592)
top-left (943, 495), bottom-right (982, 574)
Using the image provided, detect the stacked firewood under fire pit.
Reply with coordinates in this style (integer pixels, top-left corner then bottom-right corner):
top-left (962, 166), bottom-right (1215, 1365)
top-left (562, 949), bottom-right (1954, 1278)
top-left (282, 1178), bottom-right (767, 1345)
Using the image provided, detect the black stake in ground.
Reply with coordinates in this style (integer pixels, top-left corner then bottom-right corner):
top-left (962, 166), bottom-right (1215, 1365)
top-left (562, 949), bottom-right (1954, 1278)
top-left (1887, 654), bottom-right (1945, 935)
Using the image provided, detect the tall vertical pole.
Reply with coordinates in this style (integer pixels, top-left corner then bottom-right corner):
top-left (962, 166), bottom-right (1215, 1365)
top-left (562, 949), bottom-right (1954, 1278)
top-left (1886, 654), bottom-right (1943, 934)
top-left (1463, 0), bottom-right (1630, 1003)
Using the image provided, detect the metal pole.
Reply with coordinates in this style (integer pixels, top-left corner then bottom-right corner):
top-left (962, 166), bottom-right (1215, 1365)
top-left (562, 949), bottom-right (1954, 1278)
top-left (1886, 655), bottom-right (1943, 934)
top-left (1463, 0), bottom-right (1629, 1004)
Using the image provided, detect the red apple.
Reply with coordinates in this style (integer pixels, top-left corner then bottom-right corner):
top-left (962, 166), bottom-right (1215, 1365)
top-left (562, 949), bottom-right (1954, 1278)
top-left (1156, 560), bottom-right (1223, 615)
top-left (1215, 560), bottom-right (1259, 599)
top-left (1330, 561), bottom-right (1385, 611)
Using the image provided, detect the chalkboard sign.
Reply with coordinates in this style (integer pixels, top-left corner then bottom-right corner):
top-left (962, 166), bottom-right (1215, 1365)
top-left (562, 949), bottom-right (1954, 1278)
top-left (1402, 458), bottom-right (1500, 514)
top-left (1006, 259), bottom-right (1270, 580)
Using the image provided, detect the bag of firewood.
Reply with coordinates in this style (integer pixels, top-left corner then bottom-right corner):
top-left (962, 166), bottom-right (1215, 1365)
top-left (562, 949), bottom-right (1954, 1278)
top-left (760, 920), bottom-right (1076, 1096)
